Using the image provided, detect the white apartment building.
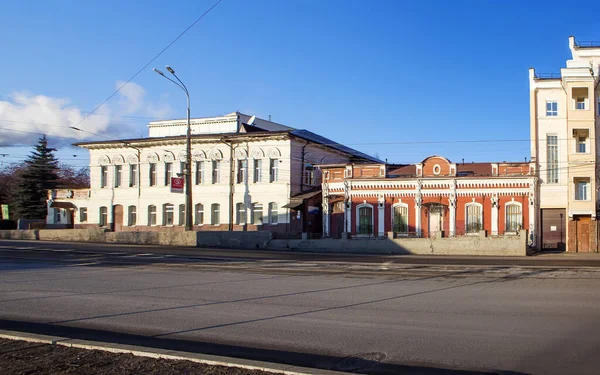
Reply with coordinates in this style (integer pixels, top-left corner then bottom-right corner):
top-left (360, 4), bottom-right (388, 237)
top-left (47, 112), bottom-right (379, 234)
top-left (530, 36), bottom-right (600, 252)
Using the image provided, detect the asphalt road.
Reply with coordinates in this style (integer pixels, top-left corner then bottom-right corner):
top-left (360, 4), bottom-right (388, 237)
top-left (1, 240), bottom-right (599, 374)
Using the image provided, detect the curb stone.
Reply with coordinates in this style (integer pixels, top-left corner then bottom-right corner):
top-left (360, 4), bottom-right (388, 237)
top-left (0, 330), bottom-right (348, 375)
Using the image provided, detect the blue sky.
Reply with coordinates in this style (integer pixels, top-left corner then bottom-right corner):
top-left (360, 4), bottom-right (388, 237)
top-left (0, 0), bottom-right (598, 169)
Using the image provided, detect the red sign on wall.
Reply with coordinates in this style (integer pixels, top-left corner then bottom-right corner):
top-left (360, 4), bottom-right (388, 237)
top-left (171, 177), bottom-right (184, 193)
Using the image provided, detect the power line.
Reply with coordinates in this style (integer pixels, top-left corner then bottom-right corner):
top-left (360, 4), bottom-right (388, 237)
top-left (72, 0), bottom-right (224, 132)
top-left (0, 127), bottom-right (82, 141)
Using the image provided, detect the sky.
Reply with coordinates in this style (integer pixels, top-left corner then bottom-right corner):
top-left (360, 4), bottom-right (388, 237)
top-left (0, 0), bottom-right (599, 169)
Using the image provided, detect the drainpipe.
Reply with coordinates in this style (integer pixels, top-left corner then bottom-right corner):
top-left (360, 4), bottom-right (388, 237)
top-left (220, 138), bottom-right (235, 231)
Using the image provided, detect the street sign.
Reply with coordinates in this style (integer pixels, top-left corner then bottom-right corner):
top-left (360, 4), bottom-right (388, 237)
top-left (171, 177), bottom-right (184, 193)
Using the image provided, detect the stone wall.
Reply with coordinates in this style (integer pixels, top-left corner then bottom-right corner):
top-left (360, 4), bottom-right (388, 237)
top-left (0, 229), bottom-right (526, 256)
top-left (270, 231), bottom-right (527, 256)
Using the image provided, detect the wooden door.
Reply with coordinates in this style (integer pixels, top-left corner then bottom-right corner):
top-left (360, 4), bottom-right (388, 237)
top-left (429, 211), bottom-right (441, 238)
top-left (113, 205), bottom-right (124, 232)
top-left (577, 216), bottom-right (590, 252)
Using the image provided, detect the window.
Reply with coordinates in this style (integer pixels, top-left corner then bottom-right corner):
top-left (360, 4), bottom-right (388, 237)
top-left (180, 161), bottom-right (186, 176)
top-left (54, 209), bottom-right (62, 223)
top-left (114, 165), bottom-right (122, 187)
top-left (165, 162), bottom-right (172, 186)
top-left (268, 202), bottom-right (278, 225)
top-left (99, 206), bottom-right (108, 227)
top-left (178, 204), bottom-right (185, 226)
top-left (236, 203), bottom-right (246, 224)
top-left (576, 179), bottom-right (589, 200)
top-left (547, 135), bottom-right (558, 184)
top-left (149, 163), bottom-right (157, 186)
top-left (546, 101), bottom-right (558, 116)
top-left (465, 204), bottom-right (482, 233)
top-left (393, 204), bottom-right (408, 233)
top-left (128, 205), bottom-right (137, 226)
top-left (303, 163), bottom-right (315, 186)
top-left (163, 203), bottom-right (174, 225)
top-left (252, 203), bottom-right (263, 225)
top-left (147, 205), bottom-right (157, 226)
top-left (357, 205), bottom-right (373, 235)
top-left (100, 166), bottom-right (108, 188)
top-left (237, 159), bottom-right (247, 184)
top-left (79, 207), bottom-right (88, 222)
top-left (212, 160), bottom-right (220, 184)
top-left (505, 204), bottom-right (521, 232)
top-left (195, 161), bottom-right (204, 185)
top-left (129, 164), bottom-right (137, 187)
top-left (211, 203), bottom-right (220, 225)
top-left (254, 159), bottom-right (262, 183)
top-left (576, 97), bottom-right (586, 110)
top-left (577, 136), bottom-right (587, 153)
top-left (269, 158), bottom-right (279, 182)
top-left (573, 87), bottom-right (588, 110)
top-left (195, 203), bottom-right (204, 225)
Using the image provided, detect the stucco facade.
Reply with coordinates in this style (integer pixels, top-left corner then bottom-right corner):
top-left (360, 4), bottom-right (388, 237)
top-left (530, 36), bottom-right (600, 252)
top-left (319, 156), bottom-right (537, 245)
top-left (47, 112), bottom-right (379, 234)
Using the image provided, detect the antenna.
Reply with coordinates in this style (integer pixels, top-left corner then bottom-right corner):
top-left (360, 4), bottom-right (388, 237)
top-left (247, 115), bottom-right (256, 126)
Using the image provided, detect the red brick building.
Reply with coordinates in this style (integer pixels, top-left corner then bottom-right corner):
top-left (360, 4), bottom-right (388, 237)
top-left (319, 156), bottom-right (537, 242)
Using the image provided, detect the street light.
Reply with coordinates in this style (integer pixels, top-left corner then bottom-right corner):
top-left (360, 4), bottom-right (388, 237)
top-left (153, 65), bottom-right (193, 231)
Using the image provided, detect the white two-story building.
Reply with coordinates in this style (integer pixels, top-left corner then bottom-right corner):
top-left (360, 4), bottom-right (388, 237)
top-left (47, 112), bottom-right (379, 235)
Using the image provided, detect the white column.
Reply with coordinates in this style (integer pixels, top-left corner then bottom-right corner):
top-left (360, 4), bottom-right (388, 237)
top-left (449, 196), bottom-right (456, 237)
top-left (415, 202), bottom-right (422, 236)
top-left (491, 198), bottom-right (499, 236)
top-left (378, 197), bottom-right (385, 236)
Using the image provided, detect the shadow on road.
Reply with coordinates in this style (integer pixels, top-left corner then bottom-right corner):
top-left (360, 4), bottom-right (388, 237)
top-left (0, 320), bottom-right (529, 375)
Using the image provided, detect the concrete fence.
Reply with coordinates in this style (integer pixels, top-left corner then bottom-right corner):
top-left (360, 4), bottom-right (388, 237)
top-left (0, 229), bottom-right (527, 256)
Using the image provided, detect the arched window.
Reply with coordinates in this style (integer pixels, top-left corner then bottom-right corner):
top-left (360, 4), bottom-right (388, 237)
top-left (147, 205), bottom-right (156, 226)
top-left (211, 203), bottom-right (220, 225)
top-left (99, 206), bottom-right (108, 227)
top-left (178, 204), bottom-right (186, 226)
top-left (268, 202), bottom-right (278, 225)
top-left (195, 203), bottom-right (204, 225)
top-left (505, 203), bottom-right (522, 233)
top-left (252, 203), bottom-right (263, 225)
top-left (465, 203), bottom-right (482, 233)
top-left (392, 203), bottom-right (408, 233)
top-left (163, 203), bottom-right (174, 226)
top-left (356, 203), bottom-right (374, 235)
top-left (236, 203), bottom-right (246, 224)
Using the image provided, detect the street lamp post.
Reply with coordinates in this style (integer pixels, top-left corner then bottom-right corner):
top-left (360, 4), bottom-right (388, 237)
top-left (153, 66), bottom-right (193, 231)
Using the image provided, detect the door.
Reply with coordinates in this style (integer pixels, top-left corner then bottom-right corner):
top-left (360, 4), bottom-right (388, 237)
top-left (330, 201), bottom-right (345, 239)
top-left (577, 216), bottom-right (591, 252)
top-left (113, 205), bottom-right (124, 232)
top-left (541, 209), bottom-right (565, 251)
top-left (429, 211), bottom-right (441, 238)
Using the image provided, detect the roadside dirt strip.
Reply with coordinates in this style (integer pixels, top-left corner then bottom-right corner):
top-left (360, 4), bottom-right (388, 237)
top-left (0, 332), bottom-right (347, 375)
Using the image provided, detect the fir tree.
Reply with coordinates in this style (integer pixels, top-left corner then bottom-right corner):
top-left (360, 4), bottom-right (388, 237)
top-left (13, 136), bottom-right (59, 219)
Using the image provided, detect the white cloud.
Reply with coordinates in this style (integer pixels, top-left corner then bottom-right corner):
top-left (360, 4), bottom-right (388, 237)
top-left (0, 81), bottom-right (172, 146)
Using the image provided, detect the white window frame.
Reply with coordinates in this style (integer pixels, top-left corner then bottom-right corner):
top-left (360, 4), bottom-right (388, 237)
top-left (148, 205), bottom-right (157, 226)
top-left (391, 202), bottom-right (409, 235)
top-left (178, 204), bottom-right (186, 226)
top-left (268, 202), bottom-right (278, 225)
top-left (195, 161), bottom-right (204, 185)
top-left (128, 205), bottom-right (137, 226)
top-left (129, 163), bottom-right (137, 187)
top-left (546, 134), bottom-right (559, 184)
top-left (114, 165), bottom-right (122, 188)
top-left (163, 203), bottom-right (174, 226)
top-left (195, 203), bottom-right (204, 226)
top-left (212, 160), bottom-right (221, 184)
top-left (252, 203), bottom-right (264, 225)
top-left (164, 162), bottom-right (172, 186)
top-left (546, 101), bottom-right (558, 116)
top-left (254, 159), bottom-right (262, 183)
top-left (576, 97), bottom-right (586, 110)
top-left (211, 203), bottom-right (220, 225)
top-left (269, 158), bottom-right (279, 183)
top-left (79, 207), bottom-right (88, 223)
top-left (149, 163), bottom-right (157, 186)
top-left (236, 202), bottom-right (246, 225)
top-left (237, 159), bottom-right (247, 184)
top-left (355, 202), bottom-right (374, 236)
top-left (575, 179), bottom-right (590, 201)
top-left (504, 201), bottom-right (522, 234)
top-left (465, 202), bottom-right (483, 235)
top-left (99, 206), bottom-right (108, 227)
top-left (100, 166), bottom-right (108, 188)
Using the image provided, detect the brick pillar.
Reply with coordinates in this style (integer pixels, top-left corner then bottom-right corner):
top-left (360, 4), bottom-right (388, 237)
top-left (591, 218), bottom-right (598, 253)
top-left (568, 219), bottom-right (577, 252)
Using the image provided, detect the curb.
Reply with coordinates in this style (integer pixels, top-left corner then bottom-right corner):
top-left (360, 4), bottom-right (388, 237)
top-left (0, 329), bottom-right (348, 375)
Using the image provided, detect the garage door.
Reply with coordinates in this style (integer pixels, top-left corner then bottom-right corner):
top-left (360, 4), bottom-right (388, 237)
top-left (541, 209), bottom-right (565, 251)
